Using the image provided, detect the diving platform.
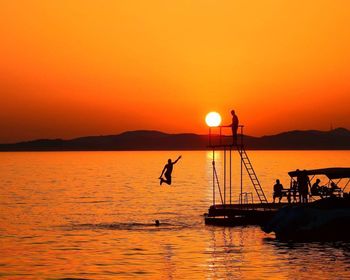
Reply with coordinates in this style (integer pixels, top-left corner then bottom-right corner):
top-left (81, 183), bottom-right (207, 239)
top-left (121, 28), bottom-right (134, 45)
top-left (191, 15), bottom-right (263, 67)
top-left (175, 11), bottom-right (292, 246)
top-left (204, 124), bottom-right (271, 226)
top-left (204, 203), bottom-right (287, 226)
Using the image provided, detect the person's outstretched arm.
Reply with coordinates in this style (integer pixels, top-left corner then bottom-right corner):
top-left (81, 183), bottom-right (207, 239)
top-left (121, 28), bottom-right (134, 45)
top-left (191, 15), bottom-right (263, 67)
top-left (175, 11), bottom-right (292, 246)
top-left (221, 123), bottom-right (232, 128)
top-left (224, 121), bottom-right (236, 128)
top-left (173, 155), bottom-right (182, 164)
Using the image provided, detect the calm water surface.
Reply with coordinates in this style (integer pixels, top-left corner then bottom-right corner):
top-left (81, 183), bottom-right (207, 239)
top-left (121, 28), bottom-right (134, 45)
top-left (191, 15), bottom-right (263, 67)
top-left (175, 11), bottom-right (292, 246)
top-left (0, 151), bottom-right (350, 279)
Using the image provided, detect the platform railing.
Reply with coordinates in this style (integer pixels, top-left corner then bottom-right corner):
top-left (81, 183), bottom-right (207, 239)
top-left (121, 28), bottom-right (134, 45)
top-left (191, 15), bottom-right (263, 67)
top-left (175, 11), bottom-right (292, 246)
top-left (208, 125), bottom-right (244, 148)
top-left (239, 192), bottom-right (254, 204)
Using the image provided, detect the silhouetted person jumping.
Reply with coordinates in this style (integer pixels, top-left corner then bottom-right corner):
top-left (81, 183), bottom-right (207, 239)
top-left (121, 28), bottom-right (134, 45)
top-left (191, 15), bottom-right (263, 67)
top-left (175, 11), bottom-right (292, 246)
top-left (224, 110), bottom-right (239, 145)
top-left (159, 156), bottom-right (181, 185)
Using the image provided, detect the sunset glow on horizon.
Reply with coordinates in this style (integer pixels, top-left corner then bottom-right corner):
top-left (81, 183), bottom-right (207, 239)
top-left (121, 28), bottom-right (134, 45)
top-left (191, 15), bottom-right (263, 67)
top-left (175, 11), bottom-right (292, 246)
top-left (1, 1), bottom-right (350, 143)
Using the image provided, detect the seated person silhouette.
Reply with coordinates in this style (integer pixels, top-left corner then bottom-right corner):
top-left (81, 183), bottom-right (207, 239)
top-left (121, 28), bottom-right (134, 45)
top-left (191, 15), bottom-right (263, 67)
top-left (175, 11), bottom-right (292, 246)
top-left (159, 156), bottom-right (181, 185)
top-left (311, 179), bottom-right (323, 198)
top-left (273, 179), bottom-right (284, 203)
top-left (330, 182), bottom-right (341, 196)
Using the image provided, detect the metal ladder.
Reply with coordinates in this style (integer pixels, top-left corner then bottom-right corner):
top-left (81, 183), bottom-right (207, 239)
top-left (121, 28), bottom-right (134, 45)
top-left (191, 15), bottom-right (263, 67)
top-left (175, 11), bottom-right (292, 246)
top-left (238, 147), bottom-right (269, 204)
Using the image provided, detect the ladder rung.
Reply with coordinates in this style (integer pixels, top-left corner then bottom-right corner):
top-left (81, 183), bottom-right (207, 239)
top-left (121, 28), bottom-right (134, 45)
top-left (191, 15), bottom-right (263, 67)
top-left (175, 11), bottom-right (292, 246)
top-left (237, 145), bottom-right (268, 204)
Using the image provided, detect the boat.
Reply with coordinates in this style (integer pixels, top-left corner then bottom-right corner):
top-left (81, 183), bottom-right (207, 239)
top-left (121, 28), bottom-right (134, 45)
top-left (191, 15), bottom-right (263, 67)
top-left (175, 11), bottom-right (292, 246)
top-left (262, 168), bottom-right (350, 241)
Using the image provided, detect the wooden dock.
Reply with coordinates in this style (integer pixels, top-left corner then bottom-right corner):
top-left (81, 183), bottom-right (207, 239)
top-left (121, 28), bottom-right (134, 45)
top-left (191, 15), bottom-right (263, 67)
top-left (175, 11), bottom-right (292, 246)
top-left (204, 203), bottom-right (290, 226)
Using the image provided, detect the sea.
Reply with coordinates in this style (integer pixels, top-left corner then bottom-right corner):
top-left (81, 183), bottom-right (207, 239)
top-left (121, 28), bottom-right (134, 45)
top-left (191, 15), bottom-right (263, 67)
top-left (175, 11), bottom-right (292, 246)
top-left (0, 150), bottom-right (350, 279)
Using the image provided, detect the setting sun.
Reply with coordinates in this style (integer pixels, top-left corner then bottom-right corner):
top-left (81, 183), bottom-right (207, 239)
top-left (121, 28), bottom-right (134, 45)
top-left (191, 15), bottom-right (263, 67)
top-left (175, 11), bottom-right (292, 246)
top-left (205, 112), bottom-right (222, 127)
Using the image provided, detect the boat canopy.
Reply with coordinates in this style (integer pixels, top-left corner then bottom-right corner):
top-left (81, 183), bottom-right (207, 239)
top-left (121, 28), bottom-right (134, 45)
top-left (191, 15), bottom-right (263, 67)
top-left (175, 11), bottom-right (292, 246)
top-left (288, 168), bottom-right (350, 180)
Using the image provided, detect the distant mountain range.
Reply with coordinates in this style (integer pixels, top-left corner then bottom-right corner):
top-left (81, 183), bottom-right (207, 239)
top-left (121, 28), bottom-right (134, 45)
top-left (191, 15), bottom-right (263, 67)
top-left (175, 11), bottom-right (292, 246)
top-left (0, 128), bottom-right (349, 151)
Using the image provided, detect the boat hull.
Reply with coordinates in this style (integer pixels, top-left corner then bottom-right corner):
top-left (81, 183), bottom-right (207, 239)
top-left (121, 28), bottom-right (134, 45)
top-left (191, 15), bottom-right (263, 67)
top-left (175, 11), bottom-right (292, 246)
top-left (262, 197), bottom-right (350, 241)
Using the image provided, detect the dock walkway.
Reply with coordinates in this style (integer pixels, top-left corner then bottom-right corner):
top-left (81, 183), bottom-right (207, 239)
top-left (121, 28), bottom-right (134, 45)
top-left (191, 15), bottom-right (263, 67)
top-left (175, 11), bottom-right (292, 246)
top-left (205, 203), bottom-right (291, 226)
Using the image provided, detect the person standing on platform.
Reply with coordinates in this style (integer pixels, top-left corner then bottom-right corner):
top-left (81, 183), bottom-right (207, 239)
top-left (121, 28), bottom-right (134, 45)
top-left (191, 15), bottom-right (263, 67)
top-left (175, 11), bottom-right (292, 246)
top-left (224, 110), bottom-right (239, 145)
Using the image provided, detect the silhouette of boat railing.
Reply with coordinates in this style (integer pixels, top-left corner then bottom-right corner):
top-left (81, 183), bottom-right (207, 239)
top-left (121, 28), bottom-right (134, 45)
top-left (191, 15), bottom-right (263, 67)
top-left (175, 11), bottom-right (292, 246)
top-left (270, 168), bottom-right (350, 204)
top-left (288, 168), bottom-right (350, 202)
top-left (205, 125), bottom-right (272, 226)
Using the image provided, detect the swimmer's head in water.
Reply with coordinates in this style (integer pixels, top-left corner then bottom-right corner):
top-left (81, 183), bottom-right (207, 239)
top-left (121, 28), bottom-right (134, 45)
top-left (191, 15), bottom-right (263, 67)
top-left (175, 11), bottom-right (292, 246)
top-left (155, 220), bottom-right (160, 226)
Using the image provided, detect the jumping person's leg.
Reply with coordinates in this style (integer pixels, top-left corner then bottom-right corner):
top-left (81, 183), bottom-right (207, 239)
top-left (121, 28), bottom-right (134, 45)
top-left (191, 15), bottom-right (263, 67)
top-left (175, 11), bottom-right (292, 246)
top-left (163, 174), bottom-right (172, 185)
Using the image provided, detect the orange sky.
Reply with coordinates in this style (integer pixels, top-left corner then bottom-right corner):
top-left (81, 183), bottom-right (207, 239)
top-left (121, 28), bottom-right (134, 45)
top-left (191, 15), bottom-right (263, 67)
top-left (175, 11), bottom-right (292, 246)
top-left (1, 1), bottom-right (349, 143)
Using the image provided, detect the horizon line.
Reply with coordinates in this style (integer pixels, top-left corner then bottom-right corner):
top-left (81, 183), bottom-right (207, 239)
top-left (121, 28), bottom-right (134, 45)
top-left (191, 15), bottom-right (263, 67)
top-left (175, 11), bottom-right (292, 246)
top-left (0, 126), bottom-right (349, 146)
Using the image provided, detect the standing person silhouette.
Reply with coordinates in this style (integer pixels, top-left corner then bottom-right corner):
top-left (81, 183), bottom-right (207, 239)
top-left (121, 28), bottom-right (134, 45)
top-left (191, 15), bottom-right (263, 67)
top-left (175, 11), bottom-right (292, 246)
top-left (159, 156), bottom-right (181, 185)
top-left (225, 110), bottom-right (239, 145)
top-left (297, 170), bottom-right (311, 203)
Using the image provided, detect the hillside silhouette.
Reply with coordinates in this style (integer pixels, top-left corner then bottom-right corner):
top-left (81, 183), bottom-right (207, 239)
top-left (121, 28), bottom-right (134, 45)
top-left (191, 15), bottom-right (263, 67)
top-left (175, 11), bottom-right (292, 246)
top-left (0, 128), bottom-right (349, 151)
